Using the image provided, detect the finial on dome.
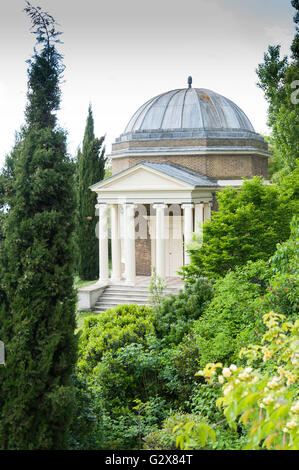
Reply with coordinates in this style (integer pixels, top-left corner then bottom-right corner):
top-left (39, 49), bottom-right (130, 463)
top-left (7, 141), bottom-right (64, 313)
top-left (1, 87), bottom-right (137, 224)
top-left (187, 76), bottom-right (192, 88)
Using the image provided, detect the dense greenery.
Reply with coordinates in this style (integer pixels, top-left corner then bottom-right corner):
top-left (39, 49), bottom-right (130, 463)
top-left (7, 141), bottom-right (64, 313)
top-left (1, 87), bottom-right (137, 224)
top-left (76, 105), bottom-right (105, 280)
top-left (73, 214), bottom-right (298, 450)
top-left (76, 305), bottom-right (167, 449)
top-left (256, 0), bottom-right (299, 178)
top-left (178, 312), bottom-right (299, 450)
top-left (192, 260), bottom-right (271, 367)
top-left (154, 277), bottom-right (213, 346)
top-left (184, 176), bottom-right (297, 278)
top-left (0, 3), bottom-right (77, 449)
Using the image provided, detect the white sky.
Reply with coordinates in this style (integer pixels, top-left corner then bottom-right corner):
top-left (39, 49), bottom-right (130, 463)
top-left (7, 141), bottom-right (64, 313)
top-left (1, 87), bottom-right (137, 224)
top-left (0, 0), bottom-right (295, 168)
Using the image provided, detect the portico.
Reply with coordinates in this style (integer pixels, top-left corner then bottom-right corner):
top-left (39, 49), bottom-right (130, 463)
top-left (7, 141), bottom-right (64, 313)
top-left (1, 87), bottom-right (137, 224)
top-left (91, 161), bottom-right (217, 286)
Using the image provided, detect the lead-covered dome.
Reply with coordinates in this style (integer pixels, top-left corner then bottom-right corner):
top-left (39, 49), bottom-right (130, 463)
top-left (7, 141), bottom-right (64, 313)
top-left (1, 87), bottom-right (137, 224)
top-left (111, 80), bottom-right (269, 180)
top-left (124, 87), bottom-right (255, 134)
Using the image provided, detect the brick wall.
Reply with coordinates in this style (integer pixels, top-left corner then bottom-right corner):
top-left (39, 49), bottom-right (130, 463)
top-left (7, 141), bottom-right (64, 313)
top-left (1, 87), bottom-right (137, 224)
top-left (135, 238), bottom-right (151, 275)
top-left (112, 154), bottom-right (268, 178)
top-left (112, 137), bottom-right (268, 152)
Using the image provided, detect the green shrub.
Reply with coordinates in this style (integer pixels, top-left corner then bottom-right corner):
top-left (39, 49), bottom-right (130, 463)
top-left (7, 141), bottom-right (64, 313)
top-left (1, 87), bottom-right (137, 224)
top-left (155, 277), bottom-right (213, 346)
top-left (197, 313), bottom-right (299, 450)
top-left (185, 176), bottom-right (296, 278)
top-left (257, 216), bottom-right (299, 320)
top-left (101, 396), bottom-right (169, 450)
top-left (193, 260), bottom-right (271, 367)
top-left (78, 304), bottom-right (155, 374)
top-left (68, 374), bottom-right (103, 450)
top-left (77, 304), bottom-right (176, 449)
top-left (143, 413), bottom-right (208, 450)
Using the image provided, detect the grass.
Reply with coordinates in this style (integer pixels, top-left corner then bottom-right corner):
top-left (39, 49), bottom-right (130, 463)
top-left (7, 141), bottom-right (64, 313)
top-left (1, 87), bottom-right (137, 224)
top-left (74, 275), bottom-right (98, 289)
top-left (75, 310), bottom-right (99, 331)
top-left (74, 275), bottom-right (100, 330)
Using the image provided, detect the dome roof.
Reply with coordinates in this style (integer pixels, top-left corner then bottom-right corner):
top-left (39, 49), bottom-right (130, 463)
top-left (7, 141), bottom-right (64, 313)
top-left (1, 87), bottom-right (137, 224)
top-left (124, 87), bottom-right (255, 134)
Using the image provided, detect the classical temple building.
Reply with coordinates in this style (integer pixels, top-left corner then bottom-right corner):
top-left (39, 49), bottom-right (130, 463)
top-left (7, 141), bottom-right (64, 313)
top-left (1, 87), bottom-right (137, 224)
top-left (78, 78), bottom-right (269, 311)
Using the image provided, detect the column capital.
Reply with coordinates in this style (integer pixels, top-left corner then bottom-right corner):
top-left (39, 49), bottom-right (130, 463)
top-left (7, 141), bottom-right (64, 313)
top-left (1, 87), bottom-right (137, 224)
top-left (124, 203), bottom-right (137, 216)
top-left (97, 195), bottom-right (107, 204)
top-left (153, 203), bottom-right (167, 210)
top-left (181, 202), bottom-right (194, 210)
top-left (96, 201), bottom-right (108, 208)
top-left (98, 203), bottom-right (108, 215)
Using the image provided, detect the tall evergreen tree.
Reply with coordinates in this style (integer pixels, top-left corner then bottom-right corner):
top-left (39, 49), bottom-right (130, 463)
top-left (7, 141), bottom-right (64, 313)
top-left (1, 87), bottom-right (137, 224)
top-left (0, 2), bottom-right (77, 449)
top-left (77, 105), bottom-right (105, 280)
top-left (256, 0), bottom-right (299, 177)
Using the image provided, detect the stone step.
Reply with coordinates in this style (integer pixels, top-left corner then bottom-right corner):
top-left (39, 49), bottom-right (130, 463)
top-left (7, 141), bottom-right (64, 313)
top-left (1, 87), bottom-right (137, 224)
top-left (91, 283), bottom-right (182, 313)
top-left (101, 291), bottom-right (179, 298)
top-left (105, 285), bottom-right (180, 292)
top-left (102, 289), bottom-right (151, 295)
top-left (96, 297), bottom-right (149, 305)
top-left (98, 293), bottom-right (150, 302)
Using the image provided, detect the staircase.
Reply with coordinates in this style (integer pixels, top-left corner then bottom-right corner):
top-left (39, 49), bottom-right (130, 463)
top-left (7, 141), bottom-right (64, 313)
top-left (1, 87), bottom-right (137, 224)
top-left (93, 284), bottom-right (181, 312)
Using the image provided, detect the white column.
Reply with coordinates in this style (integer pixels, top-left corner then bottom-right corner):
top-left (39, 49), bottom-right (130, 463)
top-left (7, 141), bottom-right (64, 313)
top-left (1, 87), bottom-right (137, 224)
top-left (98, 203), bottom-right (109, 283)
top-left (124, 203), bottom-right (136, 285)
top-left (110, 204), bottom-right (121, 282)
top-left (153, 203), bottom-right (166, 278)
top-left (182, 203), bottom-right (194, 265)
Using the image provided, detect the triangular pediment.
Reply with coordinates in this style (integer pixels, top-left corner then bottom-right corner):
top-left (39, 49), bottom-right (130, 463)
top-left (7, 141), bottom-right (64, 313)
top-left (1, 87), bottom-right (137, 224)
top-left (91, 164), bottom-right (195, 192)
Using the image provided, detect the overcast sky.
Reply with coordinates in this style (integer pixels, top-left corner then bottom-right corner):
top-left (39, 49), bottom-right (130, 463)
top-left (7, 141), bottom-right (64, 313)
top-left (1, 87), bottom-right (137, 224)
top-left (0, 0), bottom-right (295, 168)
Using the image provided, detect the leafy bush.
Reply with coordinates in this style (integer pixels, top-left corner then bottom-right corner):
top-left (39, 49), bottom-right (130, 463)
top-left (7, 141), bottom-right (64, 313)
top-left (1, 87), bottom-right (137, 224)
top-left (77, 305), bottom-right (176, 449)
top-left (143, 413), bottom-right (209, 450)
top-left (100, 396), bottom-right (169, 450)
top-left (155, 277), bottom-right (213, 346)
top-left (68, 374), bottom-right (103, 450)
top-left (78, 304), bottom-right (155, 374)
top-left (185, 177), bottom-right (295, 278)
top-left (256, 216), bottom-right (299, 320)
top-left (197, 312), bottom-right (299, 450)
top-left (192, 260), bottom-right (271, 367)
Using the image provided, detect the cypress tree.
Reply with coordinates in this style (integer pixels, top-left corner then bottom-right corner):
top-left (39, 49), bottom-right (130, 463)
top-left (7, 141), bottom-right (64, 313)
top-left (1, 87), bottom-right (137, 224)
top-left (0, 2), bottom-right (77, 449)
top-left (77, 105), bottom-right (105, 280)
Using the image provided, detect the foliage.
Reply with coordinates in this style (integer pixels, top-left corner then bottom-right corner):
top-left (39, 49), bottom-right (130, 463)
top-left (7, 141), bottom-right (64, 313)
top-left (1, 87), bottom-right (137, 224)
top-left (78, 304), bottom-right (155, 374)
top-left (256, 216), bottom-right (299, 322)
top-left (154, 277), bottom-right (213, 346)
top-left (148, 266), bottom-right (166, 313)
top-left (256, 0), bottom-right (299, 176)
top-left (24, 2), bottom-right (64, 129)
top-left (75, 217), bottom-right (298, 451)
top-left (187, 383), bottom-right (223, 423)
top-left (186, 177), bottom-right (295, 278)
top-left (192, 260), bottom-right (271, 367)
top-left (99, 396), bottom-right (168, 450)
top-left (76, 104), bottom-right (105, 280)
top-left (144, 413), bottom-right (209, 450)
top-left (168, 332), bottom-right (202, 403)
top-left (186, 383), bottom-right (245, 450)
top-left (0, 4), bottom-right (77, 450)
top-left (68, 374), bottom-right (103, 450)
top-left (198, 313), bottom-right (299, 450)
top-left (77, 305), bottom-right (173, 448)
